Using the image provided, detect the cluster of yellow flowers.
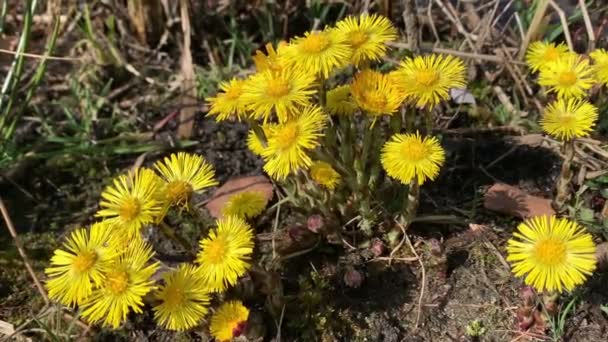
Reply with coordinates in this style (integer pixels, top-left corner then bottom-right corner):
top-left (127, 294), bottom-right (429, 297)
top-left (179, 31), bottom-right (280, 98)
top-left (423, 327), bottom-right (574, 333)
top-left (207, 13), bottom-right (467, 187)
top-left (525, 41), bottom-right (603, 140)
top-left (45, 152), bottom-right (254, 339)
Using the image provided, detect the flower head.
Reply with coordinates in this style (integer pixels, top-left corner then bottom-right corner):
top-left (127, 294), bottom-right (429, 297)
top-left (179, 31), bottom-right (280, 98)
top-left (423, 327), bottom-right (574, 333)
top-left (247, 124), bottom-right (274, 156)
top-left (394, 54), bottom-right (466, 108)
top-left (155, 152), bottom-right (218, 207)
top-left (325, 85), bottom-right (358, 116)
top-left (335, 14), bottom-right (397, 66)
top-left (281, 29), bottom-right (351, 78)
top-left (541, 98), bottom-right (598, 140)
top-left (207, 78), bottom-right (248, 122)
top-left (45, 222), bottom-right (120, 306)
top-left (381, 132), bottom-right (445, 185)
top-left (242, 68), bottom-right (316, 123)
top-left (153, 264), bottom-right (211, 331)
top-left (81, 238), bottom-right (159, 328)
top-left (261, 105), bottom-right (328, 180)
top-left (253, 41), bottom-right (288, 73)
top-left (507, 216), bottom-right (597, 293)
top-left (589, 48), bottom-right (608, 86)
top-left (96, 168), bottom-right (163, 238)
top-left (309, 161), bottom-right (341, 190)
top-left (538, 54), bottom-right (595, 98)
top-left (196, 216), bottom-right (254, 291)
top-left (526, 41), bottom-right (572, 72)
top-left (221, 191), bottom-right (269, 219)
top-left (351, 70), bottom-right (403, 117)
top-left (210, 301), bottom-right (250, 341)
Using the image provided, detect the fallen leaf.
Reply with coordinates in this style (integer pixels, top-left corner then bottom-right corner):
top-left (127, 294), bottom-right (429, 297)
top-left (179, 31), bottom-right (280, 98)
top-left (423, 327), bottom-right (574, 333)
top-left (483, 183), bottom-right (555, 219)
top-left (450, 88), bottom-right (476, 105)
top-left (205, 175), bottom-right (273, 218)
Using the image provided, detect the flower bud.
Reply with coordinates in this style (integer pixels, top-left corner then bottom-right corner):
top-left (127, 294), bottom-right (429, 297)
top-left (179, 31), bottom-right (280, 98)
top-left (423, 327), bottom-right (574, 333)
top-left (371, 239), bottom-right (385, 257)
top-left (307, 214), bottom-right (324, 233)
top-left (343, 268), bottom-right (364, 288)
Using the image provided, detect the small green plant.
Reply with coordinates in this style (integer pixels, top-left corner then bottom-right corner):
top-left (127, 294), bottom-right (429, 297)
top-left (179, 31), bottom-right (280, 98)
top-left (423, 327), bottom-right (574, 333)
top-left (465, 319), bottom-right (486, 338)
top-left (546, 295), bottom-right (578, 342)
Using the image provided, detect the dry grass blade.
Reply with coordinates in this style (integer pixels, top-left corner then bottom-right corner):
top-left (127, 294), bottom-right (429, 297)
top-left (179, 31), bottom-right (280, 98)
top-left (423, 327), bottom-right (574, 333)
top-left (548, 0), bottom-right (573, 51)
top-left (177, 0), bottom-right (196, 139)
top-left (518, 0), bottom-right (550, 60)
top-left (579, 0), bottom-right (595, 51)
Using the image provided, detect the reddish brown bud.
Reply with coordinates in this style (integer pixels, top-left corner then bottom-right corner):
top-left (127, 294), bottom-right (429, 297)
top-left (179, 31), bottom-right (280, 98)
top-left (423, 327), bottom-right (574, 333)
top-left (371, 239), bottom-right (385, 257)
top-left (307, 214), bottom-right (324, 233)
top-left (343, 268), bottom-right (364, 288)
top-left (519, 285), bottom-right (536, 308)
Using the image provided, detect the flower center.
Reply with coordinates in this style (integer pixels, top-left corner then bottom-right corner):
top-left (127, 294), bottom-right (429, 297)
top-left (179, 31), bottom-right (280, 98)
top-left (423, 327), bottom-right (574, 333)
top-left (301, 32), bottom-right (330, 54)
top-left (558, 71), bottom-right (577, 86)
top-left (401, 140), bottom-right (428, 162)
top-left (275, 122), bottom-right (299, 149)
top-left (312, 167), bottom-right (333, 184)
top-left (107, 270), bottom-right (129, 295)
top-left (166, 180), bottom-right (193, 204)
top-left (362, 90), bottom-right (388, 112)
top-left (72, 250), bottom-right (97, 272)
top-left (558, 114), bottom-right (576, 128)
top-left (206, 238), bottom-right (228, 264)
top-left (416, 70), bottom-right (440, 87)
top-left (225, 84), bottom-right (243, 100)
top-left (266, 78), bottom-right (290, 97)
top-left (349, 31), bottom-right (369, 48)
top-left (534, 238), bottom-right (567, 266)
top-left (544, 47), bottom-right (560, 61)
top-left (163, 286), bottom-right (185, 308)
top-left (119, 197), bottom-right (141, 222)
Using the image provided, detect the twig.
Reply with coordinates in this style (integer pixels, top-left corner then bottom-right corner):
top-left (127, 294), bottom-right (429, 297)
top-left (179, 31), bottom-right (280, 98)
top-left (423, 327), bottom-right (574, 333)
top-left (0, 197), bottom-right (49, 305)
top-left (177, 0), bottom-right (195, 138)
top-left (401, 223), bottom-right (425, 331)
top-left (0, 48), bottom-right (83, 62)
top-left (388, 222), bottom-right (407, 267)
top-left (402, 0), bottom-right (419, 52)
top-left (578, 0), bottom-right (595, 51)
top-left (388, 42), bottom-right (525, 65)
top-left (272, 194), bottom-right (282, 259)
top-left (518, 0), bottom-right (550, 60)
top-left (548, 0), bottom-right (574, 51)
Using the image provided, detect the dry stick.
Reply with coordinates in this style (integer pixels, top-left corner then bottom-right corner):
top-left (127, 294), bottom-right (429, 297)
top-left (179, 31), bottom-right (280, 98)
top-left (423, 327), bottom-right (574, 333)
top-left (402, 0), bottom-right (419, 52)
top-left (400, 222), bottom-right (425, 330)
top-left (579, 0), bottom-right (596, 51)
top-left (177, 0), bottom-right (195, 139)
top-left (548, 0), bottom-right (574, 51)
top-left (517, 0), bottom-right (550, 60)
top-left (0, 197), bottom-right (49, 305)
top-left (388, 42), bottom-right (524, 64)
top-left (554, 139), bottom-right (576, 211)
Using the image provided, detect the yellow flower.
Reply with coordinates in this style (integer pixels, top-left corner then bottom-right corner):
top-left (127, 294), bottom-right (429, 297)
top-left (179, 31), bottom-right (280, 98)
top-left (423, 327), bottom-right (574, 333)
top-left (394, 54), bottom-right (466, 108)
top-left (281, 29), bottom-right (351, 78)
top-left (309, 161), bottom-right (340, 189)
top-left (196, 216), bottom-right (254, 291)
top-left (526, 41), bottom-right (572, 72)
top-left (351, 70), bottom-right (403, 117)
top-left (335, 14), bottom-right (397, 66)
top-left (247, 124), bottom-right (275, 156)
top-left (154, 152), bottom-right (218, 207)
top-left (261, 105), bottom-right (328, 180)
top-left (45, 222), bottom-right (120, 306)
top-left (81, 238), bottom-right (159, 328)
top-left (253, 41), bottom-right (288, 73)
top-left (541, 98), bottom-right (598, 140)
top-left (207, 78), bottom-right (248, 122)
top-left (96, 168), bottom-right (163, 238)
top-left (381, 132), bottom-right (445, 185)
top-left (153, 264), bottom-right (211, 331)
top-left (538, 54), bottom-right (595, 98)
top-left (242, 68), bottom-right (316, 123)
top-left (210, 300), bottom-right (250, 342)
top-left (325, 85), bottom-right (358, 116)
top-left (221, 191), bottom-right (269, 219)
top-left (507, 216), bottom-right (596, 293)
top-left (589, 48), bottom-right (608, 86)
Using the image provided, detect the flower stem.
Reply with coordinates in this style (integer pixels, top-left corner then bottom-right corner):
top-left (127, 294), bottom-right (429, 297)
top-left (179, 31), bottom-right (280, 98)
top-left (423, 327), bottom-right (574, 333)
top-left (401, 178), bottom-right (420, 230)
top-left (318, 77), bottom-right (326, 107)
top-left (159, 221), bottom-right (193, 255)
top-left (553, 139), bottom-right (575, 212)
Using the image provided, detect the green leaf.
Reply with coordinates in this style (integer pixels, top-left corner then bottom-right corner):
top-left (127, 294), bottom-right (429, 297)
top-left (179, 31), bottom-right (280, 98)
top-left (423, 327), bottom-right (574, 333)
top-left (600, 188), bottom-right (608, 199)
top-left (578, 207), bottom-right (595, 222)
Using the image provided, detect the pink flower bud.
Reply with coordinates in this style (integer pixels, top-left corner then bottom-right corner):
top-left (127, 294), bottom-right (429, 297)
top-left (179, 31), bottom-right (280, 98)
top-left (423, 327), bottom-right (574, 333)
top-left (307, 214), bottom-right (324, 233)
top-left (343, 268), bottom-right (364, 288)
top-left (371, 239), bottom-right (385, 257)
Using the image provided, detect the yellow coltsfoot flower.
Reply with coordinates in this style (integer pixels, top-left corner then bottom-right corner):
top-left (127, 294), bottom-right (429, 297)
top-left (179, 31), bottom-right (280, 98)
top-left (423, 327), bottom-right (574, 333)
top-left (309, 161), bottom-right (341, 190)
top-left (507, 216), bottom-right (596, 293)
top-left (589, 48), bottom-right (608, 86)
top-left (335, 13), bottom-right (397, 66)
top-left (196, 216), bottom-right (254, 291)
top-left (261, 105), bottom-right (328, 180)
top-left (210, 300), bottom-right (250, 342)
top-left (246, 124), bottom-right (275, 156)
top-left (154, 152), bottom-right (218, 208)
top-left (393, 54), bottom-right (466, 108)
top-left (325, 85), bottom-right (358, 116)
top-left (207, 78), bottom-right (248, 122)
top-left (541, 98), bottom-right (598, 141)
top-left (96, 168), bottom-right (163, 238)
top-left (221, 191), bottom-right (269, 219)
top-left (281, 28), bottom-right (351, 78)
top-left (81, 238), bottom-right (159, 328)
top-left (538, 54), bottom-right (595, 98)
top-left (153, 264), bottom-right (211, 331)
top-left (45, 221), bottom-right (120, 306)
top-left (253, 41), bottom-right (288, 73)
top-left (242, 68), bottom-right (316, 123)
top-left (381, 132), bottom-right (445, 185)
top-left (351, 69), bottom-right (403, 118)
top-left (526, 41), bottom-right (572, 72)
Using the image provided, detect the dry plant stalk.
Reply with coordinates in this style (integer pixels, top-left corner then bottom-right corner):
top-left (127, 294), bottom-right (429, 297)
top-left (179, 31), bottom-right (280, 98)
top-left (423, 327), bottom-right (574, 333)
top-left (177, 0), bottom-right (196, 138)
top-left (553, 139), bottom-right (575, 211)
